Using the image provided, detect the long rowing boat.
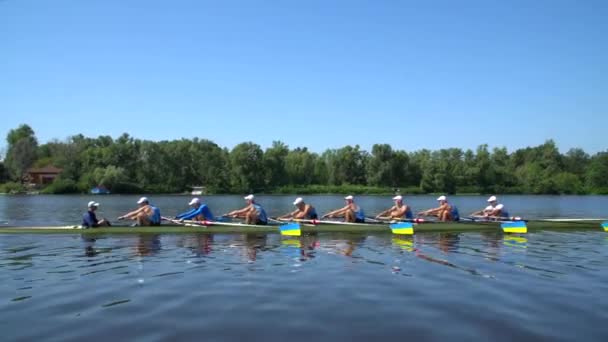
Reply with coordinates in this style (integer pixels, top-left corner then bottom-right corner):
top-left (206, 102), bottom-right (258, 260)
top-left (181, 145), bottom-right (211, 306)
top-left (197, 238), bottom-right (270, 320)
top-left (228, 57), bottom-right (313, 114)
top-left (0, 219), bottom-right (605, 235)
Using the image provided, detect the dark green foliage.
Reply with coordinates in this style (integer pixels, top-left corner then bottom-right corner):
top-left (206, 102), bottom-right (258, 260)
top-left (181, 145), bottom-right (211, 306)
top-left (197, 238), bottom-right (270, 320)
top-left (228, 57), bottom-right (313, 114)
top-left (40, 179), bottom-right (79, 194)
top-left (1, 124), bottom-right (605, 194)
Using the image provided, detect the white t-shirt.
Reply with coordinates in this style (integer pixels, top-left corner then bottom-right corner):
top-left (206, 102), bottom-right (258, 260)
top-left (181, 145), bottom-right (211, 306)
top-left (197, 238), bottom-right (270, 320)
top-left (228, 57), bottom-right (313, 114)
top-left (485, 203), bottom-right (504, 211)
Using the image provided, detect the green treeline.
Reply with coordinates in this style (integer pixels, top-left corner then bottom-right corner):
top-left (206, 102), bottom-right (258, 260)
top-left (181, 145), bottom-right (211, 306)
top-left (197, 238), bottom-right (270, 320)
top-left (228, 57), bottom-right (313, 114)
top-left (1, 124), bottom-right (608, 195)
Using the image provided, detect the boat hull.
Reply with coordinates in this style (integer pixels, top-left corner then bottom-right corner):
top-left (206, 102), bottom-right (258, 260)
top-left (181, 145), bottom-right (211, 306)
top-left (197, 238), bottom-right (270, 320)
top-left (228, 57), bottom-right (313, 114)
top-left (0, 220), bottom-right (603, 235)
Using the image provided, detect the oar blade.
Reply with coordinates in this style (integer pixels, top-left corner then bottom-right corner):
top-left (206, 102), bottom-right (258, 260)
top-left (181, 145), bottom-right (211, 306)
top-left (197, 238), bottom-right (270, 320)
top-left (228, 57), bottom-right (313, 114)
top-left (501, 221), bottom-right (527, 234)
top-left (279, 223), bottom-right (301, 236)
top-left (390, 222), bottom-right (414, 235)
top-left (602, 221), bottom-right (608, 232)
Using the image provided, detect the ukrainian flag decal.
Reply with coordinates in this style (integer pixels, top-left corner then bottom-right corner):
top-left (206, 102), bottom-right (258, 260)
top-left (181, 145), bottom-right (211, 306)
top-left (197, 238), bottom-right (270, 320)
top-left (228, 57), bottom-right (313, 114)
top-left (602, 221), bottom-right (608, 232)
top-left (501, 221), bottom-right (527, 234)
top-left (390, 222), bottom-right (414, 235)
top-left (279, 223), bottom-right (301, 236)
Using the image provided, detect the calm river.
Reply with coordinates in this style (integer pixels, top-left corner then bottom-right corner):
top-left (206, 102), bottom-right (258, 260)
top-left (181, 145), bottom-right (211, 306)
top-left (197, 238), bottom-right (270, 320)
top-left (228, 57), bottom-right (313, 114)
top-left (1, 195), bottom-right (607, 341)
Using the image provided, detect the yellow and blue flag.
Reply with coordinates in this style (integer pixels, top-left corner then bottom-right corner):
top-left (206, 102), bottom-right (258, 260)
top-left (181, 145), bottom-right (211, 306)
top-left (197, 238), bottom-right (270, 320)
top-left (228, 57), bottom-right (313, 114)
top-left (279, 223), bottom-right (301, 236)
top-left (602, 221), bottom-right (608, 232)
top-left (390, 222), bottom-right (414, 235)
top-left (501, 221), bottom-right (527, 234)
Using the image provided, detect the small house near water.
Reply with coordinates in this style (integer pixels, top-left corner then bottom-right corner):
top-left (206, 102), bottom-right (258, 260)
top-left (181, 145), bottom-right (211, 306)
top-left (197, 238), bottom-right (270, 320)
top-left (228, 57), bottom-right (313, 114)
top-left (24, 166), bottom-right (63, 186)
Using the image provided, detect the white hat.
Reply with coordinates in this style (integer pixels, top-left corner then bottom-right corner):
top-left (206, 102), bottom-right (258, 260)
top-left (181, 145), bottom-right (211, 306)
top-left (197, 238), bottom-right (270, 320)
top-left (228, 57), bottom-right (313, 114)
top-left (137, 197), bottom-right (149, 204)
top-left (344, 195), bottom-right (354, 200)
top-left (437, 195), bottom-right (447, 201)
top-left (293, 197), bottom-right (304, 205)
top-left (244, 194), bottom-right (255, 201)
top-left (189, 198), bottom-right (201, 206)
top-left (87, 201), bottom-right (100, 208)
top-left (393, 195), bottom-right (402, 201)
top-left (487, 195), bottom-right (497, 202)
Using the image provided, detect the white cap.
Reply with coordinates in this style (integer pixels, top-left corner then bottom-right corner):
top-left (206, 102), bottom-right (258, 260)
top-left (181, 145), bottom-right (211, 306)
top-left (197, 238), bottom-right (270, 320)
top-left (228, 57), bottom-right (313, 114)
top-left (437, 195), bottom-right (447, 201)
top-left (487, 195), bottom-right (497, 202)
top-left (393, 195), bottom-right (402, 201)
top-left (344, 195), bottom-right (354, 200)
top-left (293, 197), bottom-right (304, 205)
top-left (244, 194), bottom-right (255, 201)
top-left (87, 201), bottom-right (99, 208)
top-left (189, 198), bottom-right (201, 206)
top-left (137, 197), bottom-right (148, 204)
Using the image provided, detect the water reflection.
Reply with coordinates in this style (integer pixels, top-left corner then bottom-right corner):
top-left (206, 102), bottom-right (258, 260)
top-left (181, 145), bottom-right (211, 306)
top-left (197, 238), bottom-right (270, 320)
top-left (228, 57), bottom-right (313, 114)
top-left (280, 235), bottom-right (319, 261)
top-left (134, 235), bottom-right (162, 256)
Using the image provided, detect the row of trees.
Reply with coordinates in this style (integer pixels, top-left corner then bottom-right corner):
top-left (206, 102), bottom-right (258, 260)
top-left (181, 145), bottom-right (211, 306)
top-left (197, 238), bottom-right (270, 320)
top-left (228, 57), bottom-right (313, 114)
top-left (2, 124), bottom-right (608, 194)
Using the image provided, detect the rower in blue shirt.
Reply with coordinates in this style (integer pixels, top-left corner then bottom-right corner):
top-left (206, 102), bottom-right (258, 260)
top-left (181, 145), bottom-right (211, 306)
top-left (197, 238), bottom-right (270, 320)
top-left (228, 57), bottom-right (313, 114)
top-left (82, 201), bottom-right (111, 228)
top-left (322, 195), bottom-right (366, 223)
top-left (226, 194), bottom-right (268, 225)
top-left (278, 197), bottom-right (319, 220)
top-left (175, 198), bottom-right (215, 222)
top-left (418, 195), bottom-right (460, 222)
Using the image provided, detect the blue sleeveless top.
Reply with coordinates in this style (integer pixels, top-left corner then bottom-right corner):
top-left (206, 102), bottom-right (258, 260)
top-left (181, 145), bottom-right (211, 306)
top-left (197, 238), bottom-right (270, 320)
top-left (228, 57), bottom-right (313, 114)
top-left (404, 207), bottom-right (413, 219)
top-left (149, 205), bottom-right (161, 224)
top-left (307, 207), bottom-right (318, 219)
top-left (253, 204), bottom-right (268, 223)
top-left (450, 205), bottom-right (460, 221)
top-left (354, 205), bottom-right (365, 221)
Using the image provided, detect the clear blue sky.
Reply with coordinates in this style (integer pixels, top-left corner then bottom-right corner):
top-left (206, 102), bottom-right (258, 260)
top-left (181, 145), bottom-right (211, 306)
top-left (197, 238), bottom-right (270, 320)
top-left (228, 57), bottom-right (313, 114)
top-left (1, 0), bottom-right (606, 155)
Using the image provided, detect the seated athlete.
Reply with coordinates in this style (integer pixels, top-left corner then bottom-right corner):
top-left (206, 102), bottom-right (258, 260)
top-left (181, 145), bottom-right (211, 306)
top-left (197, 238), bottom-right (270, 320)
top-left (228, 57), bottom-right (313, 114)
top-left (322, 195), bottom-right (365, 223)
top-left (118, 197), bottom-right (162, 226)
top-left (175, 198), bottom-right (215, 222)
top-left (226, 194), bottom-right (268, 225)
top-left (375, 195), bottom-right (413, 220)
top-left (278, 197), bottom-right (318, 220)
top-left (470, 195), bottom-right (509, 218)
top-left (419, 195), bottom-right (460, 222)
top-left (82, 201), bottom-right (111, 228)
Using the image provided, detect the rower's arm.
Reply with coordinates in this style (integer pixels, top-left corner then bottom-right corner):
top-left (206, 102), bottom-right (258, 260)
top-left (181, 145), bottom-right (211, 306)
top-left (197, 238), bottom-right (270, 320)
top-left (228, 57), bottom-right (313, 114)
top-left (323, 206), bottom-right (347, 218)
top-left (227, 206), bottom-right (251, 217)
top-left (376, 206), bottom-right (394, 218)
top-left (279, 209), bottom-right (299, 219)
top-left (119, 207), bottom-right (144, 220)
top-left (392, 205), bottom-right (408, 218)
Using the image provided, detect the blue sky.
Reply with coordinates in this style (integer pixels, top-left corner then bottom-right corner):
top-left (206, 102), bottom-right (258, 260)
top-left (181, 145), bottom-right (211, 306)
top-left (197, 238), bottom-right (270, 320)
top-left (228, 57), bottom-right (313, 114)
top-left (1, 0), bottom-right (606, 155)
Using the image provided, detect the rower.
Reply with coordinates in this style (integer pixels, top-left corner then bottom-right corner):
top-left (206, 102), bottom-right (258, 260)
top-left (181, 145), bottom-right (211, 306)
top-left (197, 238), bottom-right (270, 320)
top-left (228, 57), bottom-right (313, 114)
top-left (419, 195), bottom-right (460, 222)
top-left (226, 194), bottom-right (268, 225)
top-left (322, 195), bottom-right (365, 223)
top-left (82, 201), bottom-right (111, 228)
top-left (471, 195), bottom-right (509, 218)
top-left (175, 198), bottom-right (215, 222)
top-left (375, 195), bottom-right (413, 220)
top-left (279, 197), bottom-right (318, 220)
top-left (117, 197), bottom-right (162, 226)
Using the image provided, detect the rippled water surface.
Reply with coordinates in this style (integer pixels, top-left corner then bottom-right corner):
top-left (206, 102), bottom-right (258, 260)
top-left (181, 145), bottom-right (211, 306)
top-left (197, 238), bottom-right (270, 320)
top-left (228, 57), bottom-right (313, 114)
top-left (2, 231), bottom-right (608, 341)
top-left (1, 195), bottom-right (607, 341)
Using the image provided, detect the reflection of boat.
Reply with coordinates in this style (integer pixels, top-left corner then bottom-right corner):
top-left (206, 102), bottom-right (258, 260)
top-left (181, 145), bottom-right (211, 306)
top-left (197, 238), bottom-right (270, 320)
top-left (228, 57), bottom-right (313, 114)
top-left (0, 219), bottom-right (605, 235)
top-left (90, 186), bottom-right (110, 195)
top-left (191, 186), bottom-right (205, 195)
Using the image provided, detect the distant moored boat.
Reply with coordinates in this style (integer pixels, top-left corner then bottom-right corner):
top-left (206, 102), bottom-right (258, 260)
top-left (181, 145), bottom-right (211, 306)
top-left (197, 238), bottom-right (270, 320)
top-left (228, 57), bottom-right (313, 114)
top-left (91, 186), bottom-right (111, 195)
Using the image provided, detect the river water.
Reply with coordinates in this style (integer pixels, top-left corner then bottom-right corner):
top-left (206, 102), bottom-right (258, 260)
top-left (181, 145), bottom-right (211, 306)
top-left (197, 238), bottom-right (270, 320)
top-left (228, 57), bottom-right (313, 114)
top-left (1, 195), bottom-right (607, 341)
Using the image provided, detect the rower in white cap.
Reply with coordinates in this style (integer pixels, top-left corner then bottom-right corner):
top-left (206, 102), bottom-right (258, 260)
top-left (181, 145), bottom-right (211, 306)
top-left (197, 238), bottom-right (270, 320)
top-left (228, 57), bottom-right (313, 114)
top-left (175, 198), bottom-right (215, 222)
top-left (471, 195), bottom-right (509, 218)
top-left (375, 195), bottom-right (413, 220)
top-left (117, 197), bottom-right (162, 226)
top-left (226, 194), bottom-right (268, 225)
top-left (278, 197), bottom-right (318, 220)
top-left (418, 195), bottom-right (460, 221)
top-left (322, 195), bottom-right (365, 223)
top-left (82, 201), bottom-right (111, 228)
